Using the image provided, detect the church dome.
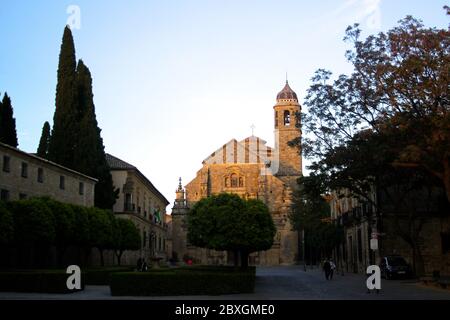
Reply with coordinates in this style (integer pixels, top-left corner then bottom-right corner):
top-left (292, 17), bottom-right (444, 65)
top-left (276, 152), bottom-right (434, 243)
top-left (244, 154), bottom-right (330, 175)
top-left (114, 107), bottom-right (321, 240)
top-left (276, 81), bottom-right (298, 101)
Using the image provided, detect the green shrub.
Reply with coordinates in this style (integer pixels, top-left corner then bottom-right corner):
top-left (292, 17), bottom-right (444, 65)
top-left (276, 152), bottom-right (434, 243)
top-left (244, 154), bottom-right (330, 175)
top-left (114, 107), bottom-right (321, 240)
top-left (0, 270), bottom-right (84, 293)
top-left (9, 199), bottom-right (56, 245)
top-left (85, 266), bottom-right (134, 285)
top-left (179, 265), bottom-right (256, 274)
top-left (110, 269), bottom-right (255, 296)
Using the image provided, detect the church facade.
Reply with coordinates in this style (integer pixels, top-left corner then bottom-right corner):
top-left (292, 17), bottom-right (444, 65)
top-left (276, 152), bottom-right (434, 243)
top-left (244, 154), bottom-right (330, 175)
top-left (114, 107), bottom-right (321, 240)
top-left (171, 81), bottom-right (302, 265)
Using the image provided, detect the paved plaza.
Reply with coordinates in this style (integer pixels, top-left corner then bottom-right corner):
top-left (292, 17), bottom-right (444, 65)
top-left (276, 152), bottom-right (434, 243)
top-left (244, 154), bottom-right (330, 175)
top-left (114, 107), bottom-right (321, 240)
top-left (1, 266), bottom-right (449, 300)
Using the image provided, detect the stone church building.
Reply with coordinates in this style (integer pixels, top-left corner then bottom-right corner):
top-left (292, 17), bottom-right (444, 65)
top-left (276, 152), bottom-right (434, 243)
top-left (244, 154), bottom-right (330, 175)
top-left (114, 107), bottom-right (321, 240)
top-left (171, 81), bottom-right (302, 265)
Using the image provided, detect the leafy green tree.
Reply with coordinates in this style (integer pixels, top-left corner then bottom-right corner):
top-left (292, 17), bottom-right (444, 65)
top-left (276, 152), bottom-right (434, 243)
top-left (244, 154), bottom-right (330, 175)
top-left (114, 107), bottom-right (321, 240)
top-left (69, 204), bottom-right (91, 266)
top-left (113, 218), bottom-right (141, 265)
top-left (39, 197), bottom-right (76, 267)
top-left (188, 193), bottom-right (275, 268)
top-left (37, 121), bottom-right (51, 158)
top-left (8, 199), bottom-right (56, 268)
top-left (295, 12), bottom-right (449, 275)
top-left (48, 27), bottom-right (118, 209)
top-left (87, 207), bottom-right (114, 266)
top-left (299, 14), bottom-right (450, 201)
top-left (0, 92), bottom-right (18, 147)
top-left (74, 60), bottom-right (118, 209)
top-left (290, 175), bottom-right (344, 264)
top-left (0, 201), bottom-right (14, 245)
top-left (48, 26), bottom-right (78, 167)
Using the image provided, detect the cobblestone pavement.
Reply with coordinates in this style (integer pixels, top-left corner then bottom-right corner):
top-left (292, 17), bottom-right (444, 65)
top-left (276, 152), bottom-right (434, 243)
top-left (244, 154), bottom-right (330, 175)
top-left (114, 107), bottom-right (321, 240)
top-left (1, 266), bottom-right (449, 300)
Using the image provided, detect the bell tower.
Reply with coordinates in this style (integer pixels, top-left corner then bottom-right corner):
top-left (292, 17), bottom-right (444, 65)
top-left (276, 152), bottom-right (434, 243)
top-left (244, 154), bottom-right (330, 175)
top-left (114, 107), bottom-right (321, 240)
top-left (171, 177), bottom-right (189, 262)
top-left (273, 80), bottom-right (302, 176)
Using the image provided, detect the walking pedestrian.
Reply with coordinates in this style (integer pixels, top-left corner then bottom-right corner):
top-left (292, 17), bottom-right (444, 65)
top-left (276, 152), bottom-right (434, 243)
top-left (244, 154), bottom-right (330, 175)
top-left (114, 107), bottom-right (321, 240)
top-left (323, 259), bottom-right (331, 280)
top-left (329, 259), bottom-right (336, 280)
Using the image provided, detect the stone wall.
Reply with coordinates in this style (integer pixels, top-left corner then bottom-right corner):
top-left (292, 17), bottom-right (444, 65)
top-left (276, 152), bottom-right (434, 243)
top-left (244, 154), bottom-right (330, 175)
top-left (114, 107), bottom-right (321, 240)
top-left (0, 143), bottom-right (96, 207)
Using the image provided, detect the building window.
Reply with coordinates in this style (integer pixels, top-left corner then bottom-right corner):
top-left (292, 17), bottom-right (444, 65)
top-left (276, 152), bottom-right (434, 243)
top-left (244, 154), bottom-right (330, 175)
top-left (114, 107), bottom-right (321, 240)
top-left (239, 177), bottom-right (244, 187)
top-left (1, 189), bottom-right (9, 201)
top-left (59, 176), bottom-right (65, 190)
top-left (231, 174), bottom-right (238, 188)
top-left (275, 111), bottom-right (278, 128)
top-left (79, 182), bottom-right (84, 195)
top-left (37, 168), bottom-right (44, 183)
top-left (2, 156), bottom-right (10, 172)
top-left (124, 193), bottom-right (133, 211)
top-left (21, 162), bottom-right (28, 178)
top-left (283, 110), bottom-right (291, 126)
top-left (19, 193), bottom-right (27, 200)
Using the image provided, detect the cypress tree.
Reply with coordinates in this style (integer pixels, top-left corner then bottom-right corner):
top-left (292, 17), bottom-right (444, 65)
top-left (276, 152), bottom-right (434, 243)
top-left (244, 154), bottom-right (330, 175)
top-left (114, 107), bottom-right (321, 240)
top-left (0, 92), bottom-right (18, 148)
top-left (48, 26), bottom-right (78, 167)
top-left (37, 121), bottom-right (51, 158)
top-left (75, 60), bottom-right (117, 209)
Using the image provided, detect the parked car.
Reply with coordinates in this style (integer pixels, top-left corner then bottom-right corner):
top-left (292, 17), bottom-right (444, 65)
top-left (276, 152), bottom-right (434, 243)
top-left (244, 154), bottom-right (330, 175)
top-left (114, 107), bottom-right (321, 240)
top-left (380, 255), bottom-right (413, 279)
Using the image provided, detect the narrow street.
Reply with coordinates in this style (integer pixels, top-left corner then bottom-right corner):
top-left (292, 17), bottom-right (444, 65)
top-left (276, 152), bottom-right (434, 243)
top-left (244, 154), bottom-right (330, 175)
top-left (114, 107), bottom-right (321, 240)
top-left (0, 266), bottom-right (449, 300)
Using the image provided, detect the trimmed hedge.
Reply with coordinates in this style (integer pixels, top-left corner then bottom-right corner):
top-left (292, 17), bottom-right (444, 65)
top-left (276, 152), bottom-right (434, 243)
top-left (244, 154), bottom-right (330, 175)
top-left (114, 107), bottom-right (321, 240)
top-left (85, 266), bottom-right (134, 285)
top-left (0, 270), bottom-right (84, 293)
top-left (179, 265), bottom-right (256, 274)
top-left (110, 268), bottom-right (255, 296)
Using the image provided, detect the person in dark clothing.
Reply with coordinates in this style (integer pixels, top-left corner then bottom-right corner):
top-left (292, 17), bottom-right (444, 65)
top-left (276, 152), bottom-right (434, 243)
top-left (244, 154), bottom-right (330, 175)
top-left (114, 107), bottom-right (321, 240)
top-left (323, 259), bottom-right (331, 280)
top-left (137, 257), bottom-right (143, 271)
top-left (329, 259), bottom-right (336, 280)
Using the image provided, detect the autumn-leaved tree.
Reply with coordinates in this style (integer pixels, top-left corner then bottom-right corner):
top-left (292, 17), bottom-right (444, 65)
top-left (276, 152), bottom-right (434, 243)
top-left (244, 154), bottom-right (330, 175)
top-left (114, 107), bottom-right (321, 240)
top-left (294, 10), bottom-right (449, 276)
top-left (297, 13), bottom-right (449, 201)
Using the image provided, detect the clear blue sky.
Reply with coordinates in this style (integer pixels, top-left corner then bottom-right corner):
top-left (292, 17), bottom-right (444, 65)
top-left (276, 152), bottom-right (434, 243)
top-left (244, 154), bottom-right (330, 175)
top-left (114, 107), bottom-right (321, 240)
top-left (0, 1), bottom-right (448, 210)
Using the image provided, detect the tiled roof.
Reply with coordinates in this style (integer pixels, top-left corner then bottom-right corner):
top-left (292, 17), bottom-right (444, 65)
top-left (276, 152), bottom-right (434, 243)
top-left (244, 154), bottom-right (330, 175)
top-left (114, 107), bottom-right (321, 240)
top-left (0, 142), bottom-right (97, 182)
top-left (106, 153), bottom-right (136, 170)
top-left (105, 153), bottom-right (169, 205)
top-left (276, 80), bottom-right (298, 101)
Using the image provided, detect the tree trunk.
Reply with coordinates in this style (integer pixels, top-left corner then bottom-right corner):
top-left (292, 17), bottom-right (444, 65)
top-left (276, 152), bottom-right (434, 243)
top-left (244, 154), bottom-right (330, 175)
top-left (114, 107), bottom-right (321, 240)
top-left (99, 248), bottom-right (104, 266)
top-left (115, 250), bottom-right (123, 266)
top-left (412, 241), bottom-right (425, 277)
top-left (233, 250), bottom-right (239, 267)
top-left (82, 247), bottom-right (91, 268)
top-left (240, 250), bottom-right (249, 269)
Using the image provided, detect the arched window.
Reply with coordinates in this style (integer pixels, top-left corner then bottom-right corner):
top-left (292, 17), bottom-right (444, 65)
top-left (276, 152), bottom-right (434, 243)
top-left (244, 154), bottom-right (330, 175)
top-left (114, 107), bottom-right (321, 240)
top-left (284, 110), bottom-right (290, 126)
top-left (275, 111), bottom-right (278, 128)
top-left (231, 174), bottom-right (238, 188)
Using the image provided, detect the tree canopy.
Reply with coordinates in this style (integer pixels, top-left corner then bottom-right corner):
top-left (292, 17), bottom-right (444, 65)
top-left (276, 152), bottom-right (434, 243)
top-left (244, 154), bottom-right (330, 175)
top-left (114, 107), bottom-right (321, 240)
top-left (289, 175), bottom-right (344, 263)
top-left (297, 14), bottom-right (450, 202)
top-left (37, 121), bottom-right (51, 158)
top-left (113, 218), bottom-right (141, 265)
top-left (187, 193), bottom-right (275, 267)
top-left (47, 26), bottom-right (117, 209)
top-left (0, 92), bottom-right (18, 148)
top-left (294, 11), bottom-right (449, 275)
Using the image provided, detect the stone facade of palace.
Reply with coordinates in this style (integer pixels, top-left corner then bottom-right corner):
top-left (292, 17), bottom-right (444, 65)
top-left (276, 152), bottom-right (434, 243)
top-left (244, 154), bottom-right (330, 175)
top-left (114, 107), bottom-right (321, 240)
top-left (171, 81), bottom-right (302, 266)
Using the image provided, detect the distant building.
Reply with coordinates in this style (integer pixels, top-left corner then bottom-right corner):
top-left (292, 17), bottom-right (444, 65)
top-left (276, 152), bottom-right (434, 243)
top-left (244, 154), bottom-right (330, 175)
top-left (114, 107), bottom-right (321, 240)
top-left (330, 187), bottom-right (379, 274)
top-left (0, 142), bottom-right (96, 206)
top-left (106, 154), bottom-right (170, 265)
top-left (330, 184), bottom-right (450, 277)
